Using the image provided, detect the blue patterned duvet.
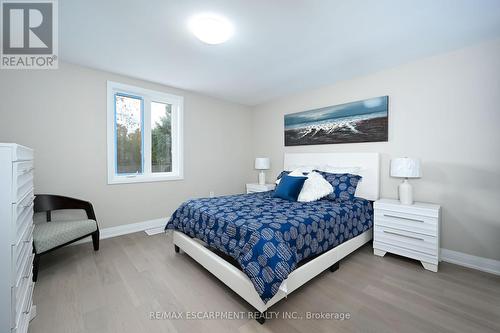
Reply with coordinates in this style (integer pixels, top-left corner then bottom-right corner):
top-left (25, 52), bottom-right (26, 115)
top-left (165, 192), bottom-right (373, 303)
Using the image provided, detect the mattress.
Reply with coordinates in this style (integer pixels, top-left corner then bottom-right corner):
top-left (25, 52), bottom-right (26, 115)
top-left (165, 191), bottom-right (373, 303)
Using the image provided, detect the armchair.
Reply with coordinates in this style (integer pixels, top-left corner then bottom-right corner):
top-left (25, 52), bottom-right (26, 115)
top-left (33, 194), bottom-right (100, 282)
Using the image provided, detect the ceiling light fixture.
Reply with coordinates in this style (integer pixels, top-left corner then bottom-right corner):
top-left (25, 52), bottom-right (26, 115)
top-left (188, 13), bottom-right (234, 45)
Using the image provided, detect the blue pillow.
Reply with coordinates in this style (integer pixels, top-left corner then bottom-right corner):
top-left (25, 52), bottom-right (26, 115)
top-left (272, 174), bottom-right (308, 201)
top-left (314, 171), bottom-right (362, 201)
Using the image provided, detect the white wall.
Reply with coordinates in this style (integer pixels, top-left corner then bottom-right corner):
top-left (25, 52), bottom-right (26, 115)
top-left (1, 39), bottom-right (499, 262)
top-left (0, 62), bottom-right (255, 229)
top-left (252, 39), bottom-right (500, 260)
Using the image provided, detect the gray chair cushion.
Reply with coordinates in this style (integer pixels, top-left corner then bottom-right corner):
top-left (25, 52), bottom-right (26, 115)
top-left (34, 219), bottom-right (97, 253)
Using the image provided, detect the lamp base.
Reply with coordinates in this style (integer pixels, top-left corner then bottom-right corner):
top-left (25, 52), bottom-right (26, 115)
top-left (258, 171), bottom-right (266, 185)
top-left (398, 179), bottom-right (413, 205)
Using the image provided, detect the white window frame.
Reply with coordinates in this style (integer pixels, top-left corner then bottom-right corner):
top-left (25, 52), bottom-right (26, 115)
top-left (107, 81), bottom-right (184, 184)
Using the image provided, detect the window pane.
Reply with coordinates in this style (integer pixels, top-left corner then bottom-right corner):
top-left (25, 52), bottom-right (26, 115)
top-left (115, 94), bottom-right (143, 174)
top-left (151, 102), bottom-right (172, 173)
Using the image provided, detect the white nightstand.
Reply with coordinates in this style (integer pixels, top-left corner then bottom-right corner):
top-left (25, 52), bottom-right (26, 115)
top-left (373, 198), bottom-right (441, 272)
top-left (246, 183), bottom-right (275, 194)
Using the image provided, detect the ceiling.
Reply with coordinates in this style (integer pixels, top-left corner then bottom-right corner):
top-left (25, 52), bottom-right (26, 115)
top-left (60, 0), bottom-right (500, 105)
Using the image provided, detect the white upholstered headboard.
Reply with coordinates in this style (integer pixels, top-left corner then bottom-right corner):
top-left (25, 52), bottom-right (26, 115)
top-left (283, 152), bottom-right (380, 201)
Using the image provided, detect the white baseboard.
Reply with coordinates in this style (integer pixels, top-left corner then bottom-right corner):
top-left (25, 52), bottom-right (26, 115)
top-left (144, 226), bottom-right (166, 236)
top-left (72, 220), bottom-right (500, 276)
top-left (72, 217), bottom-right (168, 245)
top-left (441, 248), bottom-right (500, 276)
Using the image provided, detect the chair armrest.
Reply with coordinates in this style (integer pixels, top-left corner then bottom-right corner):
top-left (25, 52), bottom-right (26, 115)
top-left (34, 194), bottom-right (97, 221)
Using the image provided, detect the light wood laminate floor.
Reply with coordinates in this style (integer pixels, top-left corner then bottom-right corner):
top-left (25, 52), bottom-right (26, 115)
top-left (28, 231), bottom-right (500, 333)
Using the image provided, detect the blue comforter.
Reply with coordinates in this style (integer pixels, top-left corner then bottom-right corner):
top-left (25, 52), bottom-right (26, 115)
top-left (165, 192), bottom-right (373, 303)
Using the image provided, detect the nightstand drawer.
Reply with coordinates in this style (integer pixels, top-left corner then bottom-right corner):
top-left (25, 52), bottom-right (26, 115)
top-left (246, 183), bottom-right (275, 194)
top-left (374, 225), bottom-right (437, 256)
top-left (373, 241), bottom-right (438, 265)
top-left (375, 209), bottom-right (438, 236)
top-left (247, 188), bottom-right (264, 194)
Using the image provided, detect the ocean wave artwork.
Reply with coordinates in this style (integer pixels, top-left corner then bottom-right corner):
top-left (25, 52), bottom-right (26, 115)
top-left (284, 96), bottom-right (388, 146)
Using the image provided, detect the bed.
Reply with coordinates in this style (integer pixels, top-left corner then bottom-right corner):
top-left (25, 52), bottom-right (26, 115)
top-left (165, 152), bottom-right (379, 322)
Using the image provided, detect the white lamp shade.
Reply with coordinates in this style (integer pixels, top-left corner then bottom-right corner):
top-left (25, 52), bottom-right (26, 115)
top-left (390, 158), bottom-right (421, 178)
top-left (254, 157), bottom-right (270, 170)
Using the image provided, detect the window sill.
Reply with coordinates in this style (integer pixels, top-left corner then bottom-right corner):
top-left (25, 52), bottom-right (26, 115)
top-left (107, 174), bottom-right (184, 185)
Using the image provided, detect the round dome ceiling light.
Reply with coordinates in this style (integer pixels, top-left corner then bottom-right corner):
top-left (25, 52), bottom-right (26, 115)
top-left (188, 13), bottom-right (234, 45)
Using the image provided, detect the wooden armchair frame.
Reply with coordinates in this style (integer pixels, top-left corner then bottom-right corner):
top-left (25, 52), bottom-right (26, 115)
top-left (33, 194), bottom-right (100, 282)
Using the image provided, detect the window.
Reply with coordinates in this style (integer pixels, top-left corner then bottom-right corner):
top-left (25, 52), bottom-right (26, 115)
top-left (107, 81), bottom-right (183, 184)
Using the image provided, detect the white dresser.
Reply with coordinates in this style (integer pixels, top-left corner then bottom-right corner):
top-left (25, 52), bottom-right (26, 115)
top-left (0, 144), bottom-right (35, 333)
top-left (373, 198), bottom-right (441, 272)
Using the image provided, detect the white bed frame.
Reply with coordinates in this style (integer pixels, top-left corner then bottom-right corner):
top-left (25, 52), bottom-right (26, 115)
top-left (172, 152), bottom-right (380, 314)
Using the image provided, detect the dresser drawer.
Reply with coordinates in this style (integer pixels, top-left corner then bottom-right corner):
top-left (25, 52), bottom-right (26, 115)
top-left (12, 310), bottom-right (30, 333)
top-left (12, 311), bottom-right (30, 333)
top-left (10, 144), bottom-right (34, 162)
top-left (12, 190), bottom-right (34, 245)
top-left (13, 255), bottom-right (33, 312)
top-left (12, 274), bottom-right (34, 331)
top-left (13, 251), bottom-right (33, 290)
top-left (12, 161), bottom-right (34, 203)
top-left (374, 225), bottom-right (438, 256)
top-left (375, 209), bottom-right (438, 236)
top-left (12, 225), bottom-right (33, 283)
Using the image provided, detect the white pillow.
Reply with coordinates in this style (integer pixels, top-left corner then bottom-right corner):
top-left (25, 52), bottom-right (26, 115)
top-left (297, 171), bottom-right (333, 202)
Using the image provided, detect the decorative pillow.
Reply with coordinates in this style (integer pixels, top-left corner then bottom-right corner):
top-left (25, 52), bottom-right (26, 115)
top-left (272, 174), bottom-right (308, 201)
top-left (315, 171), bottom-right (362, 201)
top-left (275, 169), bottom-right (306, 184)
top-left (275, 170), bottom-right (290, 184)
top-left (297, 171), bottom-right (333, 202)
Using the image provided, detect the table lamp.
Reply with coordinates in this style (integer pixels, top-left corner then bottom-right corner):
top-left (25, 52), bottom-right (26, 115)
top-left (390, 157), bottom-right (421, 205)
top-left (255, 157), bottom-right (270, 185)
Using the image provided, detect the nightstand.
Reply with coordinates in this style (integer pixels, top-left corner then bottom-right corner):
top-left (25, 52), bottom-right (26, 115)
top-left (246, 183), bottom-right (275, 194)
top-left (373, 198), bottom-right (441, 272)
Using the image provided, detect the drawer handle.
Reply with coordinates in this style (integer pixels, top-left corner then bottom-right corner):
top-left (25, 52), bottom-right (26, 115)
top-left (383, 230), bottom-right (424, 241)
top-left (21, 198), bottom-right (36, 211)
top-left (383, 214), bottom-right (424, 223)
top-left (22, 167), bottom-right (34, 175)
top-left (20, 202), bottom-right (34, 209)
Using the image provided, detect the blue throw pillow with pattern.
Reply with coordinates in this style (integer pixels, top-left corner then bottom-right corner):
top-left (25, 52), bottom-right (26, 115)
top-left (314, 171), bottom-right (362, 201)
